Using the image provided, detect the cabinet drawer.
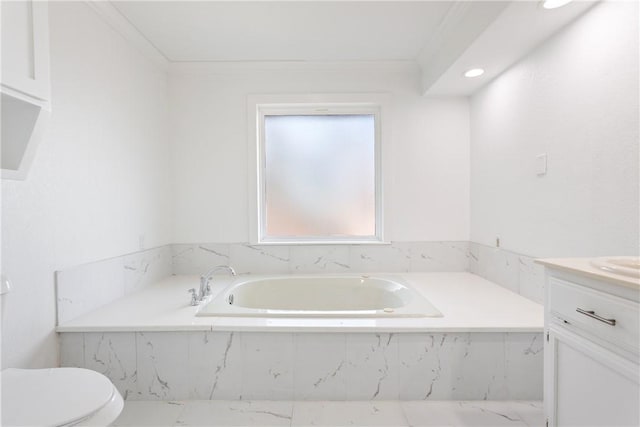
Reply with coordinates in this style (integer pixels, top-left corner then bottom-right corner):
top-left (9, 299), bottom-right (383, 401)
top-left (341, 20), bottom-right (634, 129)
top-left (549, 277), bottom-right (639, 354)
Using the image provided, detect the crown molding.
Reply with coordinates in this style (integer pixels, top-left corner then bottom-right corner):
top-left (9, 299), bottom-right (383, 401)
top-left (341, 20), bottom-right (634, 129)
top-left (84, 0), bottom-right (169, 71)
top-left (168, 60), bottom-right (420, 76)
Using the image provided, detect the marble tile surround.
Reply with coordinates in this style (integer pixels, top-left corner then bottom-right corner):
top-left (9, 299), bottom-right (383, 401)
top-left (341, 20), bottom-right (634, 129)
top-left (56, 241), bottom-right (543, 325)
top-left (171, 241), bottom-right (544, 304)
top-left (56, 246), bottom-right (172, 324)
top-left (171, 241), bottom-right (471, 275)
top-left (60, 331), bottom-right (543, 401)
top-left (468, 243), bottom-right (545, 304)
top-left (56, 241), bottom-right (471, 324)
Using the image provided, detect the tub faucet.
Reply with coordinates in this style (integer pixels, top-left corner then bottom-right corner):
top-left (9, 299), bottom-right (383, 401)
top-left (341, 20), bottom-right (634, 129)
top-left (199, 265), bottom-right (236, 301)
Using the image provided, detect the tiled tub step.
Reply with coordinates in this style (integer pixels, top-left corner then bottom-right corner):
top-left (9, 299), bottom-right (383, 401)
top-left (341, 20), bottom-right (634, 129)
top-left (60, 331), bottom-right (542, 401)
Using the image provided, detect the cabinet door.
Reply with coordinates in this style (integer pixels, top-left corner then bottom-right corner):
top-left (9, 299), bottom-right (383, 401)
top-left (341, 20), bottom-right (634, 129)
top-left (1, 0), bottom-right (50, 103)
top-left (547, 325), bottom-right (639, 426)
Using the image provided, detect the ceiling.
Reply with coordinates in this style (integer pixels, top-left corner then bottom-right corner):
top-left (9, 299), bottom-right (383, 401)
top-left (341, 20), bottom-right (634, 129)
top-left (112, 1), bottom-right (455, 62)
top-left (109, 0), bottom-right (598, 96)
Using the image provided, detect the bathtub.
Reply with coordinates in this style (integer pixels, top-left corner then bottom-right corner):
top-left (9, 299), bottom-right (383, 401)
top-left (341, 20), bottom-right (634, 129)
top-left (196, 275), bottom-right (442, 318)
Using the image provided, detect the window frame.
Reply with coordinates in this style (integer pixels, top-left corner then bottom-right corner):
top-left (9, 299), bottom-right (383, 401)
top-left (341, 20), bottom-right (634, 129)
top-left (248, 94), bottom-right (390, 245)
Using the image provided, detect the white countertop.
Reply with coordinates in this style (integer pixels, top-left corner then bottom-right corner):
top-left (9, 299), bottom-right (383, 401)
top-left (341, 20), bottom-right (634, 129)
top-left (56, 273), bottom-right (543, 333)
top-left (537, 257), bottom-right (640, 289)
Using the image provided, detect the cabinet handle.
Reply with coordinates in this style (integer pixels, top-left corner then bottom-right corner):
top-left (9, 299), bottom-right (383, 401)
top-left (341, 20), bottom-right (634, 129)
top-left (576, 308), bottom-right (616, 326)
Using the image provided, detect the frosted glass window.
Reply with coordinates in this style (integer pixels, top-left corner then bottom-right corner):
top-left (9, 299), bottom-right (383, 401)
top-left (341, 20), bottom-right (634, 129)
top-left (263, 114), bottom-right (377, 240)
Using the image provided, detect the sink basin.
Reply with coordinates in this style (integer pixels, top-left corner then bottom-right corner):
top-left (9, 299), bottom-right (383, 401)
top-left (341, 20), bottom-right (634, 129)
top-left (590, 257), bottom-right (640, 278)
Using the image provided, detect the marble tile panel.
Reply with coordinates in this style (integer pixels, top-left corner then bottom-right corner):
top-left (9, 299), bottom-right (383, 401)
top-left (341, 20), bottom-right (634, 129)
top-left (177, 400), bottom-right (293, 426)
top-left (59, 332), bottom-right (85, 368)
top-left (294, 333), bottom-right (347, 400)
top-left (467, 242), bottom-right (481, 274)
top-left (399, 333), bottom-right (507, 401)
top-left (469, 243), bottom-right (548, 304)
top-left (517, 257), bottom-right (545, 304)
top-left (171, 241), bottom-right (483, 275)
top-left (345, 333), bottom-right (399, 400)
top-left (230, 243), bottom-right (291, 274)
top-left (187, 331), bottom-right (242, 400)
top-left (398, 334), bottom-right (450, 400)
top-left (478, 245), bottom-right (520, 294)
top-left (56, 256), bottom-right (125, 324)
top-left (448, 333), bottom-right (507, 400)
top-left (289, 245), bottom-right (351, 273)
top-left (112, 401), bottom-right (185, 426)
top-left (61, 330), bottom-right (541, 403)
top-left (123, 246), bottom-right (172, 294)
top-left (241, 332), bottom-right (295, 400)
top-left (291, 401), bottom-right (408, 426)
top-left (407, 241), bottom-right (469, 272)
top-left (348, 244), bottom-right (412, 273)
top-left (171, 243), bottom-right (231, 275)
top-left (136, 332), bottom-right (190, 400)
top-left (505, 334), bottom-right (544, 400)
top-left (84, 332), bottom-right (138, 400)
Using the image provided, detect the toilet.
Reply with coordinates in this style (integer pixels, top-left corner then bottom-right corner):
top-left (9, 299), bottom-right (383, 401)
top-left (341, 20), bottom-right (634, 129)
top-left (1, 367), bottom-right (124, 426)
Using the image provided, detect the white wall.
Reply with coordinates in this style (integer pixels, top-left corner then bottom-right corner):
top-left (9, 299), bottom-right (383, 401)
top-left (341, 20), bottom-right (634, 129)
top-left (169, 63), bottom-right (470, 243)
top-left (470, 0), bottom-right (639, 258)
top-left (1, 2), bottom-right (171, 369)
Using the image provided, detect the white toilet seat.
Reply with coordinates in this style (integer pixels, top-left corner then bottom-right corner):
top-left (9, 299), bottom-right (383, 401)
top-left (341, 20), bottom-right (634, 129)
top-left (1, 367), bottom-right (124, 427)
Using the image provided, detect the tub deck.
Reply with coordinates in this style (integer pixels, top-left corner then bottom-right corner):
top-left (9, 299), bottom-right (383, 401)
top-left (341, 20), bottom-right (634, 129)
top-left (56, 272), bottom-right (542, 333)
top-left (57, 273), bottom-right (544, 401)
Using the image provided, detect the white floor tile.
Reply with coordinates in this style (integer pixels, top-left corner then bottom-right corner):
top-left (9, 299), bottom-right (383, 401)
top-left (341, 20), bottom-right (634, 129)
top-left (291, 401), bottom-right (408, 426)
top-left (112, 401), bottom-right (185, 426)
top-left (176, 400), bottom-right (293, 426)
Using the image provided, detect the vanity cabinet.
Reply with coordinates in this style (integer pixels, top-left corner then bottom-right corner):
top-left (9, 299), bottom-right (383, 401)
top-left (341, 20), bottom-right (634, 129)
top-left (547, 324), bottom-right (638, 426)
top-left (540, 261), bottom-right (639, 427)
top-left (1, 0), bottom-right (51, 180)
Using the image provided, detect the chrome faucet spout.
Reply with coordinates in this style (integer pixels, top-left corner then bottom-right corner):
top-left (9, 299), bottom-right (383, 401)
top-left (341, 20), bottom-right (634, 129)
top-left (198, 265), bottom-right (236, 301)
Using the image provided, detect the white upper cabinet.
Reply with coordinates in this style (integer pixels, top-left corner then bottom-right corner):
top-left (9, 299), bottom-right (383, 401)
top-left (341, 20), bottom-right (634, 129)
top-left (1, 0), bottom-right (51, 106)
top-left (1, 0), bottom-right (51, 180)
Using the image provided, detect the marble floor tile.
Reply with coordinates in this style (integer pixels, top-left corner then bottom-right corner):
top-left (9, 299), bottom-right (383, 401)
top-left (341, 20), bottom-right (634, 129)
top-left (116, 399), bottom-right (543, 427)
top-left (449, 401), bottom-right (528, 427)
top-left (176, 400), bottom-right (293, 426)
top-left (112, 401), bottom-right (185, 426)
top-left (509, 401), bottom-right (545, 427)
top-left (401, 401), bottom-right (458, 426)
top-left (402, 401), bottom-right (530, 427)
top-left (291, 401), bottom-right (408, 426)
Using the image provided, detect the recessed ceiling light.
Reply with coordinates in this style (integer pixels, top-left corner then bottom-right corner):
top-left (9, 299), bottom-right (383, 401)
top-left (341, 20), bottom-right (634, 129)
top-left (541, 0), bottom-right (573, 9)
top-left (464, 68), bottom-right (485, 78)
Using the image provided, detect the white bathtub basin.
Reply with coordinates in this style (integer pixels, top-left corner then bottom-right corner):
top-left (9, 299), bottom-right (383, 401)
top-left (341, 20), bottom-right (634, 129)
top-left (196, 275), bottom-right (442, 318)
